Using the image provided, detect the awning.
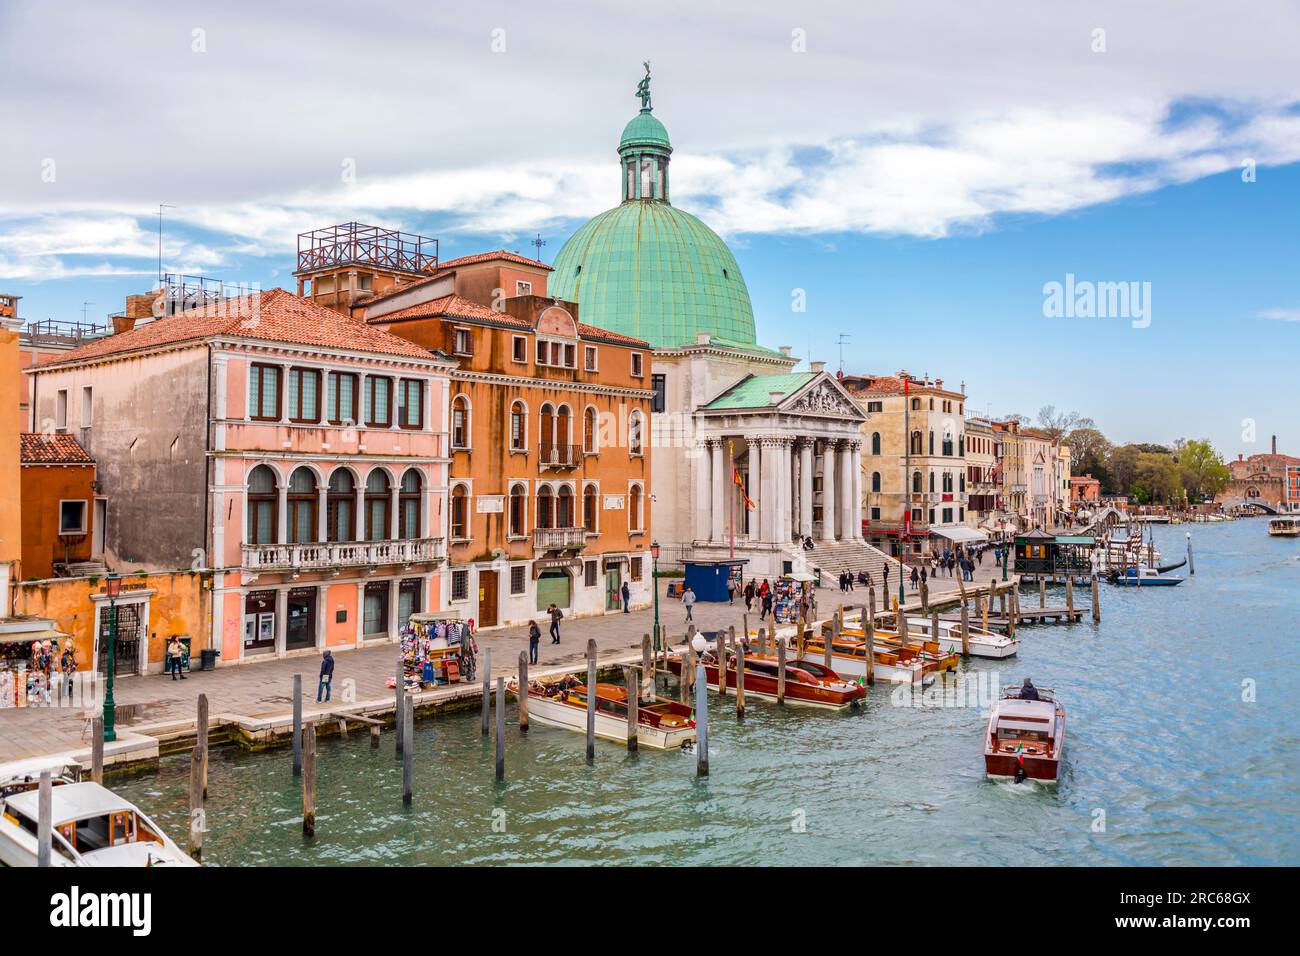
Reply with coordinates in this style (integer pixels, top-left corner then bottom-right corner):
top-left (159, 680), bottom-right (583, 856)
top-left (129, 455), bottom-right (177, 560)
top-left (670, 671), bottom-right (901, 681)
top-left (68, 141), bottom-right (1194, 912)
top-left (930, 526), bottom-right (988, 543)
top-left (0, 625), bottom-right (68, 645)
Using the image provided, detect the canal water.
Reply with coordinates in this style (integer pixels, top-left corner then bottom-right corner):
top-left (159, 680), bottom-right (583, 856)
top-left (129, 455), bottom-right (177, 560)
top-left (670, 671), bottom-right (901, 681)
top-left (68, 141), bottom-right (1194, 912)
top-left (116, 519), bottom-right (1300, 865)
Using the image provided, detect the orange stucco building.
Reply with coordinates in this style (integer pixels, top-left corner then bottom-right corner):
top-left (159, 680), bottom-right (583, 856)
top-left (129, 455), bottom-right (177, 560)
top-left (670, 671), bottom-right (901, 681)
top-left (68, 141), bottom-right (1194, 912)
top-left (330, 249), bottom-right (656, 627)
top-left (19, 433), bottom-right (98, 580)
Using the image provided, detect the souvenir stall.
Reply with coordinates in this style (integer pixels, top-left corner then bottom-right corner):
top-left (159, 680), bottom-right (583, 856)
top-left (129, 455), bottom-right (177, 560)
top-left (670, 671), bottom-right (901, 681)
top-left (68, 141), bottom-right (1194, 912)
top-left (771, 577), bottom-right (807, 624)
top-left (0, 631), bottom-right (70, 709)
top-left (394, 612), bottom-right (477, 691)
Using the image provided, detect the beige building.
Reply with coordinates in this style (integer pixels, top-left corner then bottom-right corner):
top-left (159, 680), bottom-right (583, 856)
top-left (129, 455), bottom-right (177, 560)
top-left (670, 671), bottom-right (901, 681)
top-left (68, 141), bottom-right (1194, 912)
top-left (843, 372), bottom-right (979, 558)
top-left (965, 418), bottom-right (1000, 531)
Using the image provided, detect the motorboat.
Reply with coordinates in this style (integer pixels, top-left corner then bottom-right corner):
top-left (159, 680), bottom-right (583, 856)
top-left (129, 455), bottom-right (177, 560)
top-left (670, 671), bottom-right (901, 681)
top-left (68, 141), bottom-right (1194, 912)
top-left (1268, 516), bottom-right (1300, 537)
top-left (1107, 565), bottom-right (1183, 587)
top-left (984, 685), bottom-right (1066, 782)
top-left (0, 781), bottom-right (198, 867)
top-left (841, 612), bottom-right (1019, 659)
top-left (507, 677), bottom-right (696, 750)
top-left (792, 629), bottom-right (955, 686)
top-left (668, 649), bottom-right (866, 709)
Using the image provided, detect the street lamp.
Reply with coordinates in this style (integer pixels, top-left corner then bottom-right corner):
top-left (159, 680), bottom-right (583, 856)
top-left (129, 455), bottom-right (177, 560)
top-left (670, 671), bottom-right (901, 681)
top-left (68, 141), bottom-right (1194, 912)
top-left (650, 539), bottom-right (661, 651)
top-left (103, 573), bottom-right (121, 742)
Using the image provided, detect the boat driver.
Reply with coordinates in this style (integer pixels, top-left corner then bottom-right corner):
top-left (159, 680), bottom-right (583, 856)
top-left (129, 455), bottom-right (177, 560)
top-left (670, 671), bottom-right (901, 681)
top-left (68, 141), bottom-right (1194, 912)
top-left (1018, 677), bottom-right (1040, 701)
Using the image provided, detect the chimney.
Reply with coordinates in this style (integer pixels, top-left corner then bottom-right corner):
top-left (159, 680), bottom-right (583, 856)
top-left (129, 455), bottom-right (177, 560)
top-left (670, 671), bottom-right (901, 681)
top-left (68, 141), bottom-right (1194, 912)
top-left (810, 361), bottom-right (825, 373)
top-left (1272, 435), bottom-right (1277, 455)
top-left (779, 345), bottom-right (792, 357)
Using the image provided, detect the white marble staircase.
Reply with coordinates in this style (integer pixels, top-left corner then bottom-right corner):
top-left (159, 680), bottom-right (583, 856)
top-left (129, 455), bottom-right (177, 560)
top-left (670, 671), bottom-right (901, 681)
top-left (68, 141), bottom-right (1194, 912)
top-left (787, 539), bottom-right (906, 589)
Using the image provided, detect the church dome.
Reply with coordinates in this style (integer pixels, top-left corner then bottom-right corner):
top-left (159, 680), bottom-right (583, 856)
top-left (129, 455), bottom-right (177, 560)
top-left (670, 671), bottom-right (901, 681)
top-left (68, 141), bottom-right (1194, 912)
top-left (548, 76), bottom-right (757, 350)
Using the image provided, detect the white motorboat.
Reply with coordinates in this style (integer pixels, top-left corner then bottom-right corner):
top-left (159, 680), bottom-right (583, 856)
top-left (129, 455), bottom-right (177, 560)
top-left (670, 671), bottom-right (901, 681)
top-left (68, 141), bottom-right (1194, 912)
top-left (507, 678), bottom-right (696, 750)
top-left (1268, 516), bottom-right (1300, 537)
top-left (842, 612), bottom-right (1019, 659)
top-left (0, 781), bottom-right (198, 867)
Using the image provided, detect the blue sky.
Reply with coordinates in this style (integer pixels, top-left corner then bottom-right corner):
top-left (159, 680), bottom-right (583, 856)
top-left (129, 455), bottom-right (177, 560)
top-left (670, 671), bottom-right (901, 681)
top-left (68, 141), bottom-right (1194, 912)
top-left (3, 0), bottom-right (1298, 457)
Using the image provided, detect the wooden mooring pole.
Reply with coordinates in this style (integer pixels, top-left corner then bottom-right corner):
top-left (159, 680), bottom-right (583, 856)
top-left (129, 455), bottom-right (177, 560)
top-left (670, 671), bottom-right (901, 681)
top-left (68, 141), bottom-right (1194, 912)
top-left (642, 633), bottom-right (653, 694)
top-left (518, 652), bottom-right (529, 732)
top-left (694, 660), bottom-right (709, 777)
top-left (625, 666), bottom-right (639, 753)
top-left (735, 640), bottom-right (746, 716)
top-left (960, 598), bottom-right (970, 657)
top-left (292, 674), bottom-right (303, 776)
top-left (402, 696), bottom-right (414, 803)
top-left (1091, 574), bottom-right (1101, 622)
top-left (776, 640), bottom-right (787, 705)
top-left (91, 715), bottom-right (104, 785)
top-left (188, 744), bottom-right (204, 862)
top-left (197, 693), bottom-right (209, 799)
top-left (585, 639), bottom-right (597, 762)
top-left (480, 646), bottom-right (492, 738)
top-left (717, 629), bottom-right (728, 700)
top-left (494, 677), bottom-right (505, 783)
top-left (37, 771), bottom-right (51, 867)
top-left (864, 596), bottom-right (876, 685)
top-left (396, 643), bottom-right (406, 754)
top-left (1065, 577), bottom-right (1075, 621)
top-left (302, 721), bottom-right (316, 837)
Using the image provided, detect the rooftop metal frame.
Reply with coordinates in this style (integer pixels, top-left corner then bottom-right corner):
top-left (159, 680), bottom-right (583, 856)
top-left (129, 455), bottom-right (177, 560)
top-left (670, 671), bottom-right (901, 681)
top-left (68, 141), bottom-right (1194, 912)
top-left (296, 222), bottom-right (438, 276)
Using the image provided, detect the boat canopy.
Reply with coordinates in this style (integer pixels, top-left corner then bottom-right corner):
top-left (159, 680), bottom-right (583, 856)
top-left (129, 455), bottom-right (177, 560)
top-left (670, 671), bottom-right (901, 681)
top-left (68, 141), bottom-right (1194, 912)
top-left (931, 526), bottom-right (988, 543)
top-left (6, 782), bottom-right (136, 824)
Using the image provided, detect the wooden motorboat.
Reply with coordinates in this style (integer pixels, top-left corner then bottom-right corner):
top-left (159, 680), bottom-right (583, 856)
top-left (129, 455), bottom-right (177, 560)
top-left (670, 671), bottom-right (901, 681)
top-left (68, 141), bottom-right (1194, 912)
top-left (1268, 516), bottom-right (1300, 537)
top-left (0, 781), bottom-right (198, 867)
top-left (802, 628), bottom-right (958, 685)
top-left (842, 613), bottom-right (1019, 659)
top-left (507, 677), bottom-right (696, 750)
top-left (668, 650), bottom-right (866, 709)
top-left (984, 685), bottom-right (1065, 782)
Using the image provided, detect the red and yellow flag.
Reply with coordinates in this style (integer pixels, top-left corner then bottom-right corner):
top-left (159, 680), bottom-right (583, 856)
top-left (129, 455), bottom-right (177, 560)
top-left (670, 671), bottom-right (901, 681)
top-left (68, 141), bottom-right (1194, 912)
top-left (730, 440), bottom-right (755, 511)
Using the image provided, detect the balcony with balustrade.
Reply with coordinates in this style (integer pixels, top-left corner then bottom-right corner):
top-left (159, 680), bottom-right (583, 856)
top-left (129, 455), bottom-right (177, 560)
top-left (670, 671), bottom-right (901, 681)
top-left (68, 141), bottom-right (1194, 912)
top-left (532, 527), bottom-right (587, 551)
top-left (538, 442), bottom-right (582, 470)
top-left (242, 537), bottom-right (446, 573)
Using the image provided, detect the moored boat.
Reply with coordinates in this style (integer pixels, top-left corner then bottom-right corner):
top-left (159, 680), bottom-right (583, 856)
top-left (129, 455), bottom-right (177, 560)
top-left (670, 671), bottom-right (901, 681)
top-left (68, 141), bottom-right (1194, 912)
top-left (984, 685), bottom-right (1066, 782)
top-left (0, 780), bottom-right (198, 867)
top-left (1267, 516), bottom-right (1300, 537)
top-left (507, 677), bottom-right (696, 750)
top-left (801, 627), bottom-right (958, 685)
top-left (1107, 564), bottom-right (1183, 586)
top-left (841, 613), bottom-right (1019, 659)
top-left (668, 649), bottom-right (866, 709)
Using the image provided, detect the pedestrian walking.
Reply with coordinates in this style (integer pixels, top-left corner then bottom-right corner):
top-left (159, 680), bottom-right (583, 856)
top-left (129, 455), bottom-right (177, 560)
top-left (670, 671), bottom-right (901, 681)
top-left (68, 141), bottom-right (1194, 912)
top-left (727, 579), bottom-right (735, 605)
top-left (682, 585), bottom-right (697, 622)
top-left (621, 580), bottom-right (631, 613)
top-left (316, 649), bottom-right (334, 702)
top-left (760, 590), bottom-right (774, 620)
top-left (60, 646), bottom-right (76, 700)
top-left (910, 566), bottom-right (919, 590)
top-left (744, 580), bottom-right (755, 611)
top-left (548, 603), bottom-right (564, 643)
top-left (528, 621), bottom-right (541, 664)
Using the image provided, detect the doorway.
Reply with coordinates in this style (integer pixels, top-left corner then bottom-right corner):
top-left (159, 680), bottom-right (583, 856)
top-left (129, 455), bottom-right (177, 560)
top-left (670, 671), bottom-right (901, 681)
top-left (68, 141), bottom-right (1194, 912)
top-left (535, 568), bottom-right (571, 613)
top-left (92, 498), bottom-right (106, 558)
top-left (478, 570), bottom-right (498, 628)
top-left (97, 601), bottom-right (143, 677)
top-left (243, 591), bottom-right (276, 655)
top-left (605, 566), bottom-right (622, 612)
top-left (286, 587), bottom-right (317, 650)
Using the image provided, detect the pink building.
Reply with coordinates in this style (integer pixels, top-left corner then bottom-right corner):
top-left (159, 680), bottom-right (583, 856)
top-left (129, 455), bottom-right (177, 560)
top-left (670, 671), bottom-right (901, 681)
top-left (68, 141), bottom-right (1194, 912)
top-left (28, 289), bottom-right (454, 666)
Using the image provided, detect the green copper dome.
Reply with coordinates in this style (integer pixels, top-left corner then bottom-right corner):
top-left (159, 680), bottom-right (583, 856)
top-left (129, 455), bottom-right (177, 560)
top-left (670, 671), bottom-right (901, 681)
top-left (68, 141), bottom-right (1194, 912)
top-left (619, 109), bottom-right (671, 151)
top-left (548, 72), bottom-right (758, 351)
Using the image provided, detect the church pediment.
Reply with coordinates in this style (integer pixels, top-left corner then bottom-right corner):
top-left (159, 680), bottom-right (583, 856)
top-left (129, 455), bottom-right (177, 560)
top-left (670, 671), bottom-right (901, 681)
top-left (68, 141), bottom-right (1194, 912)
top-left (781, 375), bottom-right (866, 419)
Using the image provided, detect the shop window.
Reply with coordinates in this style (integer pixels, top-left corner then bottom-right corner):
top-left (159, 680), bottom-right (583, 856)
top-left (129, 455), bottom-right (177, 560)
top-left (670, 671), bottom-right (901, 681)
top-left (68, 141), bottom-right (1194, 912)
top-left (363, 581), bottom-right (390, 636)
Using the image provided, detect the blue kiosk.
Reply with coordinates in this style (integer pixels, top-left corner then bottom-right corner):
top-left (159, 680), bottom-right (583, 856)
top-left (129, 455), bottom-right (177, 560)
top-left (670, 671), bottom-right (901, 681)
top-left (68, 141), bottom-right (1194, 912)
top-left (682, 560), bottom-right (748, 603)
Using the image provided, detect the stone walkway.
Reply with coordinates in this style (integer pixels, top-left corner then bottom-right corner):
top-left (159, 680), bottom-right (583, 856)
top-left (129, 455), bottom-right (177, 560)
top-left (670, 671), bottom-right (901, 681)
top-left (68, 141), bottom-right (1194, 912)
top-left (0, 574), bottom-right (1006, 768)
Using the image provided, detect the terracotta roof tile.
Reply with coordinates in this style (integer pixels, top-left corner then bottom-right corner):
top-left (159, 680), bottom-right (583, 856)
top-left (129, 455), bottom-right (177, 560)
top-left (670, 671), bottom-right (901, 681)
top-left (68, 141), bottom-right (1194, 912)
top-left (20, 433), bottom-right (94, 465)
top-left (31, 288), bottom-right (437, 369)
top-left (358, 250), bottom-right (551, 309)
top-left (374, 295), bottom-right (649, 347)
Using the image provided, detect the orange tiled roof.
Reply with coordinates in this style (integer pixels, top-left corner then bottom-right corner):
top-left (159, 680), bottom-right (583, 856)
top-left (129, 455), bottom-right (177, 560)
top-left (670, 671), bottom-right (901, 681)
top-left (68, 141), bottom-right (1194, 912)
top-left (360, 250), bottom-right (552, 309)
top-left (20, 433), bottom-right (94, 465)
top-left (374, 294), bottom-right (649, 348)
top-left (31, 288), bottom-right (437, 369)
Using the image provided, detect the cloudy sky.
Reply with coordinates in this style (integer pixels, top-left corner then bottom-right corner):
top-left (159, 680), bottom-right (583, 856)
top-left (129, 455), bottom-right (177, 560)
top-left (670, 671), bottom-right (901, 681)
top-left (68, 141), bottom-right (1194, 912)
top-left (3, 0), bottom-right (1298, 454)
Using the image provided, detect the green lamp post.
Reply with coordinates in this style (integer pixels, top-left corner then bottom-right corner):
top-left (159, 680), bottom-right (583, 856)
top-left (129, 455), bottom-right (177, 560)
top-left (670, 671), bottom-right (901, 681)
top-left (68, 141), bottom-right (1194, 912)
top-left (1001, 532), bottom-right (1009, 582)
top-left (103, 573), bottom-right (121, 742)
top-left (650, 539), bottom-right (661, 651)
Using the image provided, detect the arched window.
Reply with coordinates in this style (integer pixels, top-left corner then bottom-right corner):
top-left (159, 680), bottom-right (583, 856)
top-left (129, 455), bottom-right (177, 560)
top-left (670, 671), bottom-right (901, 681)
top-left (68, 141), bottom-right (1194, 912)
top-left (871, 472), bottom-right (882, 493)
top-left (399, 469), bottom-right (422, 538)
top-left (629, 410), bottom-right (644, 456)
top-left (510, 401), bottom-right (527, 451)
top-left (912, 471), bottom-right (923, 494)
top-left (451, 395), bottom-right (470, 450)
top-left (583, 407), bottom-right (598, 454)
top-left (928, 430), bottom-right (935, 455)
top-left (583, 483), bottom-right (598, 532)
top-left (557, 485), bottom-right (574, 527)
top-left (942, 425), bottom-right (954, 457)
top-left (288, 467), bottom-right (317, 544)
top-left (537, 486), bottom-right (553, 530)
top-left (450, 484), bottom-right (468, 539)
top-left (509, 483), bottom-right (527, 538)
top-left (871, 432), bottom-right (881, 455)
top-left (557, 404), bottom-right (571, 447)
top-left (327, 469), bottom-right (355, 542)
top-left (958, 434), bottom-right (965, 457)
top-left (247, 465), bottom-right (278, 545)
top-left (365, 470), bottom-right (391, 541)
top-left (629, 484), bottom-right (643, 531)
top-left (911, 398), bottom-right (921, 411)
top-left (929, 472), bottom-right (936, 493)
top-left (942, 472), bottom-right (954, 493)
top-left (539, 403), bottom-right (554, 460)
top-left (910, 431), bottom-right (923, 455)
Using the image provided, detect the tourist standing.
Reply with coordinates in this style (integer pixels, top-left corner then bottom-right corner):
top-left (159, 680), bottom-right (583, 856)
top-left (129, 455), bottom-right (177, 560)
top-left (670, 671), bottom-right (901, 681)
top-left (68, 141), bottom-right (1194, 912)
top-left (548, 603), bottom-right (563, 644)
top-left (316, 649), bottom-right (334, 702)
top-left (528, 621), bottom-right (541, 664)
top-left (682, 585), bottom-right (697, 623)
top-left (167, 636), bottom-right (186, 681)
top-left (621, 580), bottom-right (631, 613)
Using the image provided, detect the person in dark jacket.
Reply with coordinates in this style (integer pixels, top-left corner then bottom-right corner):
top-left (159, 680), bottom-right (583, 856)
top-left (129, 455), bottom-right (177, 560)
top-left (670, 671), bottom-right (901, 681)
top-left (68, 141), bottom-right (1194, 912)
top-left (316, 650), bottom-right (335, 702)
top-left (548, 604), bottom-right (563, 644)
top-left (621, 581), bottom-right (631, 613)
top-left (744, 580), bottom-right (755, 611)
top-left (528, 621), bottom-right (541, 664)
top-left (1018, 677), bottom-right (1040, 701)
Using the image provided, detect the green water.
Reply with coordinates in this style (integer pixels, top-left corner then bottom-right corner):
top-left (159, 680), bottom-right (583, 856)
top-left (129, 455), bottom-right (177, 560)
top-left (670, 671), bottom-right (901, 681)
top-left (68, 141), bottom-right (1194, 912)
top-left (116, 521), bottom-right (1300, 865)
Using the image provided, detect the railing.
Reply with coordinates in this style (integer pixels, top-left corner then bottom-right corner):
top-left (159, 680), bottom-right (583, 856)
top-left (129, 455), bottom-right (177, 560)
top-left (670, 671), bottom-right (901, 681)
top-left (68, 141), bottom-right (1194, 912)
top-left (242, 537), bottom-right (445, 571)
top-left (538, 443), bottom-right (582, 469)
top-left (533, 527), bottom-right (587, 551)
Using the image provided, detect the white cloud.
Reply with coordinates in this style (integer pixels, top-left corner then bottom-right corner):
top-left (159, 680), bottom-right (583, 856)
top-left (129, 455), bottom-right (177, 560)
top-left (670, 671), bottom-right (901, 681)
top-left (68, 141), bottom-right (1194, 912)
top-left (1258, 308), bottom-right (1300, 322)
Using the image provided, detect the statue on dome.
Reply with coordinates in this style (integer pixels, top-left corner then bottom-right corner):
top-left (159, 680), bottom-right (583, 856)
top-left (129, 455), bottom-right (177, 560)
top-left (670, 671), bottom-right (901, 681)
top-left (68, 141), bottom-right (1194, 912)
top-left (636, 61), bottom-right (652, 110)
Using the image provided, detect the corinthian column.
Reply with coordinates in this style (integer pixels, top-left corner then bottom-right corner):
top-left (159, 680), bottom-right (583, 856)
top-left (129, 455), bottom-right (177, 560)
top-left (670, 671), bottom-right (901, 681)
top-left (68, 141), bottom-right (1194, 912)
top-left (850, 440), bottom-right (863, 541)
top-left (799, 440), bottom-right (814, 540)
top-left (710, 439), bottom-right (726, 543)
top-left (839, 440), bottom-right (854, 543)
top-left (746, 439), bottom-right (761, 543)
top-left (695, 441), bottom-right (711, 542)
top-left (821, 440), bottom-right (838, 541)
